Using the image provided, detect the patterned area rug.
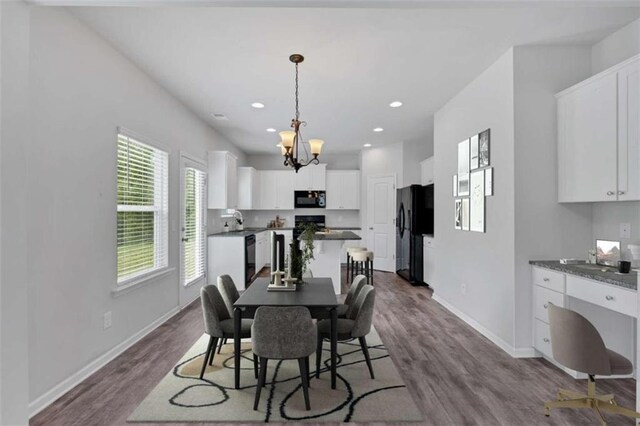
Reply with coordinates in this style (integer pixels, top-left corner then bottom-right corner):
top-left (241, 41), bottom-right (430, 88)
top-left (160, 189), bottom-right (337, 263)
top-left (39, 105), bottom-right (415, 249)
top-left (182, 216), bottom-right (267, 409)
top-left (128, 327), bottom-right (423, 422)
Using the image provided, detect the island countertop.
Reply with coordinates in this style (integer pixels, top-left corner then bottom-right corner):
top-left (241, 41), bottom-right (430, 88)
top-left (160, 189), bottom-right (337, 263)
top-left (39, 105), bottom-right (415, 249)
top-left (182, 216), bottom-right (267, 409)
top-left (208, 227), bottom-right (361, 238)
top-left (312, 230), bottom-right (361, 241)
top-left (529, 260), bottom-right (637, 291)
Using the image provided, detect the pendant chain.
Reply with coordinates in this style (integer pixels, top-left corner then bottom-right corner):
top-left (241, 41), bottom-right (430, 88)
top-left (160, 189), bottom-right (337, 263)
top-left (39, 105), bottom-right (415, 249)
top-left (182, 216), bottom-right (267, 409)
top-left (295, 62), bottom-right (300, 121)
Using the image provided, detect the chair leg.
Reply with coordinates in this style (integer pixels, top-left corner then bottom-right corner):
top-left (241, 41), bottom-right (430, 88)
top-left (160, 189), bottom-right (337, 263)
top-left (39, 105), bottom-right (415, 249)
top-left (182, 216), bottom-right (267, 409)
top-left (346, 252), bottom-right (350, 283)
top-left (315, 334), bottom-right (323, 378)
top-left (253, 354), bottom-right (259, 379)
top-left (599, 401), bottom-right (640, 418)
top-left (298, 357), bottom-right (311, 410)
top-left (209, 337), bottom-right (219, 366)
top-left (253, 357), bottom-right (268, 410)
top-left (217, 337), bottom-right (226, 354)
top-left (305, 357), bottom-right (310, 384)
top-left (200, 336), bottom-right (216, 379)
top-left (359, 336), bottom-right (375, 379)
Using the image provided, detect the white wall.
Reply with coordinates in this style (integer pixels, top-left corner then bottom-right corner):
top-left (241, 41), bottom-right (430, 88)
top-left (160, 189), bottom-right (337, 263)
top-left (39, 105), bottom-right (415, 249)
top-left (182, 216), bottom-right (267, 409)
top-left (433, 49), bottom-right (516, 348)
top-left (402, 132), bottom-right (433, 187)
top-left (590, 18), bottom-right (640, 263)
top-left (591, 18), bottom-right (640, 74)
top-left (1, 1), bottom-right (31, 423)
top-left (27, 6), bottom-right (244, 413)
top-left (512, 46), bottom-right (594, 349)
top-left (246, 153), bottom-right (360, 170)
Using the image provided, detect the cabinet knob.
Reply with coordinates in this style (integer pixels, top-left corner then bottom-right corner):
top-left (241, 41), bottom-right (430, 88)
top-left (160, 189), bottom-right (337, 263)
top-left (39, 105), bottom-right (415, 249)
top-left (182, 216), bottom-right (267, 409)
top-left (605, 295), bottom-right (614, 301)
top-left (543, 303), bottom-right (549, 309)
top-left (607, 191), bottom-right (615, 196)
top-left (618, 191), bottom-right (626, 195)
top-left (543, 277), bottom-right (550, 282)
top-left (543, 338), bottom-right (550, 343)
top-left (369, 227), bottom-right (374, 230)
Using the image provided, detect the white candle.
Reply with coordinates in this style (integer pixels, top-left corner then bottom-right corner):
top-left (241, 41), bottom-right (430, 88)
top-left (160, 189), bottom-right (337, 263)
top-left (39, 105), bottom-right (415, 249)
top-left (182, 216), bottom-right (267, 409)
top-left (276, 240), bottom-right (280, 271)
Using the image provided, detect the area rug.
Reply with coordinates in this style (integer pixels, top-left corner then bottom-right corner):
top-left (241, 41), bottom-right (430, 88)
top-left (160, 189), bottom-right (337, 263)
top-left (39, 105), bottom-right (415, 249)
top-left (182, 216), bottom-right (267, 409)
top-left (128, 327), bottom-right (423, 422)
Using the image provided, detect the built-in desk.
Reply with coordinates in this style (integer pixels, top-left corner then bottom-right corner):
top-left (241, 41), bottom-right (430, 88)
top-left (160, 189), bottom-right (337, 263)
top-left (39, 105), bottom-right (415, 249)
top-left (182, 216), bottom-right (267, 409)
top-left (530, 260), bottom-right (638, 379)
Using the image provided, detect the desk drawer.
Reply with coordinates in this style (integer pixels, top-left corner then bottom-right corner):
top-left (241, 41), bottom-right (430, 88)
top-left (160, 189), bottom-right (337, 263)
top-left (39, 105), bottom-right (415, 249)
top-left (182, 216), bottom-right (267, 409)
top-left (534, 285), bottom-right (565, 323)
top-left (532, 267), bottom-right (565, 292)
top-left (566, 275), bottom-right (637, 317)
top-left (534, 319), bottom-right (553, 359)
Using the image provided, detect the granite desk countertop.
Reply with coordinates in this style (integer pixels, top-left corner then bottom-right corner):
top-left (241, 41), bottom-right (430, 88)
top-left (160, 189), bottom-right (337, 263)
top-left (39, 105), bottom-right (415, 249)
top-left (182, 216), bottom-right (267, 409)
top-left (208, 226), bottom-right (361, 238)
top-left (529, 260), bottom-right (638, 291)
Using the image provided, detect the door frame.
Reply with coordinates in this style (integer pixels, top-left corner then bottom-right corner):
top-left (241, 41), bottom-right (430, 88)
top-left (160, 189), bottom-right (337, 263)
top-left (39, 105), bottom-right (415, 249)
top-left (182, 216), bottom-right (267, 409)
top-left (366, 174), bottom-right (397, 272)
top-left (179, 152), bottom-right (207, 307)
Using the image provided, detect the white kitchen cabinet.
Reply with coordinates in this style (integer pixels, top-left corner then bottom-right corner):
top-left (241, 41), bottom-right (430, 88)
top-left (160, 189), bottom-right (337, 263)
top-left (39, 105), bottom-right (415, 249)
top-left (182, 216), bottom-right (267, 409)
top-left (255, 231), bottom-right (269, 271)
top-left (326, 170), bottom-right (360, 210)
top-left (420, 157), bottom-right (434, 186)
top-left (557, 55), bottom-right (639, 202)
top-left (207, 151), bottom-right (238, 209)
top-left (294, 164), bottom-right (326, 190)
top-left (423, 236), bottom-right (435, 286)
top-left (258, 171), bottom-right (294, 210)
top-left (237, 167), bottom-right (258, 210)
top-left (208, 235), bottom-right (245, 289)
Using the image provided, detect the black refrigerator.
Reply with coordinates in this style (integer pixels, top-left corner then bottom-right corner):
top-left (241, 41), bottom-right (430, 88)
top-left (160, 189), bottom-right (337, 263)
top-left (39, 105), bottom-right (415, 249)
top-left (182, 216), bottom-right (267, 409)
top-left (396, 184), bottom-right (433, 285)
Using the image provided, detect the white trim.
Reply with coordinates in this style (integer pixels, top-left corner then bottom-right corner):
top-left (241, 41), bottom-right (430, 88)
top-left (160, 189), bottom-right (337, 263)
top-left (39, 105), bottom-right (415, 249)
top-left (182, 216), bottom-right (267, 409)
top-left (28, 305), bottom-right (182, 418)
top-left (112, 267), bottom-right (175, 297)
top-left (180, 151), bottom-right (206, 168)
top-left (117, 126), bottom-right (171, 154)
top-left (432, 293), bottom-right (535, 359)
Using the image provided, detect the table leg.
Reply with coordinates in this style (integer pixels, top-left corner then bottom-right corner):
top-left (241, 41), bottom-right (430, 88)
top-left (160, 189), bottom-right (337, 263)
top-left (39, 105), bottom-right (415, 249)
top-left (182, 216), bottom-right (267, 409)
top-left (330, 307), bottom-right (337, 389)
top-left (234, 307), bottom-right (241, 389)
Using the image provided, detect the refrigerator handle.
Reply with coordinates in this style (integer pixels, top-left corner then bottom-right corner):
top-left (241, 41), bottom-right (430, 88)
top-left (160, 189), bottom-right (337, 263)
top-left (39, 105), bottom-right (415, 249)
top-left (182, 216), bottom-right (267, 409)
top-left (398, 203), bottom-right (405, 238)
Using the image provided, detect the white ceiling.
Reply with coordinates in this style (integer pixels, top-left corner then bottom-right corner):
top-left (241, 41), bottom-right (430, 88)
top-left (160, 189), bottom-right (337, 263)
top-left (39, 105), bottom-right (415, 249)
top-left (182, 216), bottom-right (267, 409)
top-left (67, 4), bottom-right (639, 154)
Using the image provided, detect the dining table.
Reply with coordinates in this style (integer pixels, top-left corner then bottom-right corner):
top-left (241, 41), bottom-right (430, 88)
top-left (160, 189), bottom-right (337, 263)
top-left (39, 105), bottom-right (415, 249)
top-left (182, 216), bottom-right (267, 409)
top-left (233, 277), bottom-right (339, 389)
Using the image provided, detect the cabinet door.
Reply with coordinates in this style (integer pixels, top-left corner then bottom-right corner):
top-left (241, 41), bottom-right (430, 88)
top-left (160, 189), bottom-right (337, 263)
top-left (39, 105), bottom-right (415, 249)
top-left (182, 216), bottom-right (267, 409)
top-left (558, 73), bottom-right (618, 202)
top-left (226, 154), bottom-right (238, 209)
top-left (276, 171), bottom-right (294, 210)
top-left (341, 171), bottom-right (360, 209)
top-left (310, 164), bottom-right (326, 190)
top-left (293, 168), bottom-right (311, 190)
top-left (423, 238), bottom-right (435, 286)
top-left (325, 171), bottom-right (342, 209)
top-left (260, 171), bottom-right (278, 210)
top-left (237, 167), bottom-right (256, 210)
top-left (617, 59), bottom-right (640, 201)
top-left (421, 157), bottom-right (434, 186)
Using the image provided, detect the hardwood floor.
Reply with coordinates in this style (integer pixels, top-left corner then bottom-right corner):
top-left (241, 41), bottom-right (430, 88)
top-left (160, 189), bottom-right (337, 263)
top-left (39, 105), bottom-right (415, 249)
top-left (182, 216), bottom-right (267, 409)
top-left (32, 269), bottom-right (636, 425)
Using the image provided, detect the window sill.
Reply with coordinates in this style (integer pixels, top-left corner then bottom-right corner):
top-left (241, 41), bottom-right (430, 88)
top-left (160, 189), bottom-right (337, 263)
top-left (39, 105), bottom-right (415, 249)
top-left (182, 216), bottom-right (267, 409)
top-left (183, 275), bottom-right (206, 289)
top-left (112, 267), bottom-right (175, 298)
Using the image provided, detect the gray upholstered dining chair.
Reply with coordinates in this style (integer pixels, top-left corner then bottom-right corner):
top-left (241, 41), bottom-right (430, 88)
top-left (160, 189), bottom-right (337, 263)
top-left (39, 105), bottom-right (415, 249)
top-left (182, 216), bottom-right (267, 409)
top-left (545, 304), bottom-right (640, 425)
top-left (316, 285), bottom-right (376, 380)
top-left (200, 285), bottom-right (257, 380)
top-left (252, 306), bottom-right (316, 411)
top-left (336, 274), bottom-right (367, 318)
top-left (216, 274), bottom-right (241, 353)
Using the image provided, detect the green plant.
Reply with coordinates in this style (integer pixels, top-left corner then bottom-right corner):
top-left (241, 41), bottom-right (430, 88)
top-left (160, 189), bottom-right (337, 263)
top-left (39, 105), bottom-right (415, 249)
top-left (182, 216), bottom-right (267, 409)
top-left (290, 222), bottom-right (318, 280)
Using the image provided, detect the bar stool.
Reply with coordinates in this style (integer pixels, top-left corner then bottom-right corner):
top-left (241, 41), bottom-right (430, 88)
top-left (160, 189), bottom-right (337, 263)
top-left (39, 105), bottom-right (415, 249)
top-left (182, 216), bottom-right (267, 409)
top-left (346, 247), bottom-right (366, 283)
top-left (351, 250), bottom-right (374, 285)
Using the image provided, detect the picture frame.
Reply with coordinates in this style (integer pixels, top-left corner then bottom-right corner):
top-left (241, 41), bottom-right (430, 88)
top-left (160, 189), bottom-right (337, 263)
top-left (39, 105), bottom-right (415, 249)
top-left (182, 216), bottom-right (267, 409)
top-left (485, 168), bottom-right (493, 196)
top-left (470, 134), bottom-right (479, 170)
top-left (458, 173), bottom-right (469, 197)
top-left (470, 170), bottom-right (485, 233)
top-left (457, 138), bottom-right (470, 175)
top-left (461, 198), bottom-right (470, 231)
top-left (453, 175), bottom-right (458, 197)
top-left (454, 199), bottom-right (462, 230)
top-left (478, 129), bottom-right (490, 168)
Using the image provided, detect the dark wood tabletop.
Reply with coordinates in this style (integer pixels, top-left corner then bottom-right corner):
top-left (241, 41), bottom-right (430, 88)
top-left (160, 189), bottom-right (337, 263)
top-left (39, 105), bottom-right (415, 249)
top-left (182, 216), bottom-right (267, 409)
top-left (234, 277), bottom-right (339, 308)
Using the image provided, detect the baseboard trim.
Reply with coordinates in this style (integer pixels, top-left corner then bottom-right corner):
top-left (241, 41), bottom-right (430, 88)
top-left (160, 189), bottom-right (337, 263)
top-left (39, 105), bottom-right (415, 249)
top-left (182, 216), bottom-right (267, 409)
top-left (432, 293), bottom-right (535, 359)
top-left (28, 305), bottom-right (182, 418)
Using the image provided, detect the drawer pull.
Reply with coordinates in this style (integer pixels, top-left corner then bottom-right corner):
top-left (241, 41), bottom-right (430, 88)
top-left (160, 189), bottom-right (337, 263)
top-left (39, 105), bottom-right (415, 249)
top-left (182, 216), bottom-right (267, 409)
top-left (618, 191), bottom-right (626, 195)
top-left (543, 303), bottom-right (549, 309)
top-left (543, 278), bottom-right (550, 282)
top-left (543, 338), bottom-right (550, 343)
top-left (607, 191), bottom-right (615, 196)
top-left (605, 295), bottom-right (614, 301)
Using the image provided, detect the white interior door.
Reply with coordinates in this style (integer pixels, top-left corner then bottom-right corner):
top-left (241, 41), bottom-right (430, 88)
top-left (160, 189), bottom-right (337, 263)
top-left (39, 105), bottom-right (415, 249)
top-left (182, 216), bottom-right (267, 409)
top-left (180, 155), bottom-right (207, 305)
top-left (366, 175), bottom-right (396, 272)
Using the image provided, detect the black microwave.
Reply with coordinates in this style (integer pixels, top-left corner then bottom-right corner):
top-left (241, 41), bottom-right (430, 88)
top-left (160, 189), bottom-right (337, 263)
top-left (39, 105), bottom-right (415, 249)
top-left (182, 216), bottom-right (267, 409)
top-left (294, 191), bottom-right (326, 208)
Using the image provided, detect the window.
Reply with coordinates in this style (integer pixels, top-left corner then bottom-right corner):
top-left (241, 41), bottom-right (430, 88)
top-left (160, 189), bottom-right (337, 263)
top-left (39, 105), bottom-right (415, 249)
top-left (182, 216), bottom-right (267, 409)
top-left (117, 132), bottom-right (169, 284)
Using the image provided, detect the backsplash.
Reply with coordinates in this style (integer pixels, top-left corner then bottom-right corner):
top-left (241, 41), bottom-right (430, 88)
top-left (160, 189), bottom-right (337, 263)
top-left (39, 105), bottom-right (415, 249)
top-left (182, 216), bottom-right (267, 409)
top-left (592, 202), bottom-right (640, 266)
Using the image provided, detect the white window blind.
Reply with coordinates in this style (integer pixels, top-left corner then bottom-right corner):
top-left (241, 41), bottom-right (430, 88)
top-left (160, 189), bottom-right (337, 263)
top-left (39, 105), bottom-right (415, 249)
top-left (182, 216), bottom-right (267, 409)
top-left (117, 132), bottom-right (169, 284)
top-left (183, 167), bottom-right (206, 286)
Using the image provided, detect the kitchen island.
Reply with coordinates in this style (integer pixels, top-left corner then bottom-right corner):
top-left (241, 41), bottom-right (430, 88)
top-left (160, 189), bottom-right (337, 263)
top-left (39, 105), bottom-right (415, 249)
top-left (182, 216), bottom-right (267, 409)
top-left (307, 230), bottom-right (362, 294)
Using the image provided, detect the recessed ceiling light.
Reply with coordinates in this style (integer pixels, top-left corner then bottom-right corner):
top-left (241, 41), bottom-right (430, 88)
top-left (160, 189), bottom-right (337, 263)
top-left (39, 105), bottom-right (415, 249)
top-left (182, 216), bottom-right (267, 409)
top-left (251, 102), bottom-right (265, 109)
top-left (363, 143), bottom-right (372, 148)
top-left (266, 128), bottom-right (276, 133)
top-left (389, 101), bottom-right (403, 108)
top-left (373, 127), bottom-right (384, 132)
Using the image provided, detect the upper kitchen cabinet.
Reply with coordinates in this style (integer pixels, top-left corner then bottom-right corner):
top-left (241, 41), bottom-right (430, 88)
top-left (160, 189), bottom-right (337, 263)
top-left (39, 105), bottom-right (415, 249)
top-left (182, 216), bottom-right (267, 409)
top-left (294, 164), bottom-right (326, 190)
top-left (326, 170), bottom-right (360, 210)
top-left (258, 170), bottom-right (294, 210)
top-left (420, 157), bottom-right (434, 186)
top-left (208, 151), bottom-right (238, 209)
top-left (557, 55), bottom-right (639, 202)
top-left (237, 167), bottom-right (258, 210)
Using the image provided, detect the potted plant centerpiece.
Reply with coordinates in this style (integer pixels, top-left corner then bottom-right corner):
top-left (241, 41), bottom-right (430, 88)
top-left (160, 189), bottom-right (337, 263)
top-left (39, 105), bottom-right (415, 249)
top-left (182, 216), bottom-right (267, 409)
top-left (290, 222), bottom-right (318, 282)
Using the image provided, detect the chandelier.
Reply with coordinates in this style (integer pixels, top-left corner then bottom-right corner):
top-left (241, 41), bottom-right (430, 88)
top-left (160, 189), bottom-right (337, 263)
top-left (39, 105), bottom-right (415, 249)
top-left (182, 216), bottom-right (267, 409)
top-left (279, 54), bottom-right (324, 173)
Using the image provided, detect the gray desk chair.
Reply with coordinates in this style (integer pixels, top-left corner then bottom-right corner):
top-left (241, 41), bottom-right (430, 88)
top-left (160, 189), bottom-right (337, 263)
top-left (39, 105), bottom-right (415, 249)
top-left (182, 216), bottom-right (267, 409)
top-left (200, 285), bottom-right (257, 380)
top-left (316, 285), bottom-right (376, 379)
top-left (217, 274), bottom-right (242, 353)
top-left (545, 304), bottom-right (640, 425)
top-left (252, 306), bottom-right (317, 411)
top-left (336, 275), bottom-right (367, 318)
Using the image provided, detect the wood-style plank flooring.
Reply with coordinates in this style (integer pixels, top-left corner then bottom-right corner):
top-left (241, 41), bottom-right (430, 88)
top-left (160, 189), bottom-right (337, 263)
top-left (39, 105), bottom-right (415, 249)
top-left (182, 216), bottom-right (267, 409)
top-left (32, 269), bottom-right (636, 425)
